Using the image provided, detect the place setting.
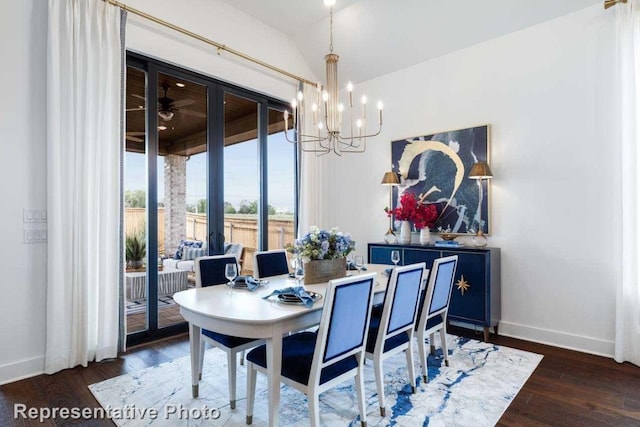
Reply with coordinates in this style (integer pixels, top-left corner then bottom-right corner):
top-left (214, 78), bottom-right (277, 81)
top-left (262, 257), bottom-right (322, 307)
top-left (223, 263), bottom-right (269, 291)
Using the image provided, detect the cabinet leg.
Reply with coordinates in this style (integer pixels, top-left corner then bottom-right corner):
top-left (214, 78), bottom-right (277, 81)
top-left (483, 327), bottom-right (489, 342)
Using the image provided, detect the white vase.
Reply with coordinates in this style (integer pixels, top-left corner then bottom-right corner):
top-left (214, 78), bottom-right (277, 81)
top-left (419, 228), bottom-right (431, 245)
top-left (472, 230), bottom-right (488, 247)
top-left (398, 221), bottom-right (412, 244)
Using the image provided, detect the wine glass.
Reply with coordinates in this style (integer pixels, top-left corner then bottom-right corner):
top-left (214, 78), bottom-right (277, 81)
top-left (292, 257), bottom-right (305, 286)
top-left (225, 263), bottom-right (238, 288)
top-left (354, 255), bottom-right (365, 274)
top-left (391, 250), bottom-right (400, 266)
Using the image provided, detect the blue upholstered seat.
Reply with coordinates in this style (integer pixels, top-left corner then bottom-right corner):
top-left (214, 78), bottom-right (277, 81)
top-left (415, 255), bottom-right (458, 382)
top-left (365, 314), bottom-right (410, 354)
top-left (245, 273), bottom-right (376, 427)
top-left (364, 263), bottom-right (425, 416)
top-left (202, 329), bottom-right (257, 349)
top-left (253, 249), bottom-right (289, 279)
top-left (246, 331), bottom-right (358, 385)
top-left (194, 255), bottom-right (264, 410)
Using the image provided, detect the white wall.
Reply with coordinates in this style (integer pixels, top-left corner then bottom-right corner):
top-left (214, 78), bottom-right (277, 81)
top-left (0, 0), bottom-right (48, 384)
top-left (0, 0), bottom-right (313, 384)
top-left (321, 5), bottom-right (617, 356)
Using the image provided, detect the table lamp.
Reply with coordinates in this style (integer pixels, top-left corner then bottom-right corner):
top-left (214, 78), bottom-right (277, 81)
top-left (468, 161), bottom-right (493, 247)
top-left (381, 171), bottom-right (400, 244)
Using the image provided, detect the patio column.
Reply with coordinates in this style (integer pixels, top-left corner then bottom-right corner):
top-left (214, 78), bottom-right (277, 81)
top-left (164, 155), bottom-right (187, 257)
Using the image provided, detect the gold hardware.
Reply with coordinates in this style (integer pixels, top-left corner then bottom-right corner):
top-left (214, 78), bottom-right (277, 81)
top-left (103, 0), bottom-right (316, 86)
top-left (604, 0), bottom-right (628, 9)
top-left (456, 275), bottom-right (470, 296)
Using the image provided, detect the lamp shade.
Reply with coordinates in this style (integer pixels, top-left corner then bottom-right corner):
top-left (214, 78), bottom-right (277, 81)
top-left (380, 171), bottom-right (400, 185)
top-left (468, 161), bottom-right (493, 179)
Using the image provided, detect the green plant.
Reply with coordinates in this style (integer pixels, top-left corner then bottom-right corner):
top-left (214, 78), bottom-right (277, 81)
top-left (125, 233), bottom-right (146, 262)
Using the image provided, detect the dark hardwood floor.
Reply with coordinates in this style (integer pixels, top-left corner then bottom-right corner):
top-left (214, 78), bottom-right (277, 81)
top-left (1, 328), bottom-right (639, 426)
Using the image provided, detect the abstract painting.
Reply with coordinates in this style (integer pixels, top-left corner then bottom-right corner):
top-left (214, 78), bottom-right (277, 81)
top-left (391, 125), bottom-right (490, 234)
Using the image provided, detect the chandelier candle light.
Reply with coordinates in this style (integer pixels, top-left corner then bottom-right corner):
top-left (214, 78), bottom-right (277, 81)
top-left (283, 0), bottom-right (383, 155)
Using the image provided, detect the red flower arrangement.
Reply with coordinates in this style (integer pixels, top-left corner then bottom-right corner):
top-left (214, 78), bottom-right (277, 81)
top-left (385, 192), bottom-right (438, 230)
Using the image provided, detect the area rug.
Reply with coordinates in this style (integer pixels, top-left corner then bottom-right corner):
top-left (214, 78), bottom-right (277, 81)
top-left (89, 335), bottom-right (542, 426)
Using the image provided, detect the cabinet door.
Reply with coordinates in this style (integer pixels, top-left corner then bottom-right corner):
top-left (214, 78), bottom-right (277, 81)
top-left (369, 246), bottom-right (401, 265)
top-left (445, 250), bottom-right (489, 325)
top-left (403, 249), bottom-right (441, 269)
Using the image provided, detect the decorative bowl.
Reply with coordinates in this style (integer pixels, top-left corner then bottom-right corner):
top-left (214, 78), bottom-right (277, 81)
top-left (440, 233), bottom-right (457, 241)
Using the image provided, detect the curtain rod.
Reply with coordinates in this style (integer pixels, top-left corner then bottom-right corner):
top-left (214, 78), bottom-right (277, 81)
top-left (104, 0), bottom-right (317, 87)
top-left (604, 0), bottom-right (627, 9)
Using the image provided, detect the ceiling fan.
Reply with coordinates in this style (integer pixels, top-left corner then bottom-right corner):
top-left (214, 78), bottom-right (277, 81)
top-left (127, 83), bottom-right (206, 121)
top-left (125, 131), bottom-right (145, 143)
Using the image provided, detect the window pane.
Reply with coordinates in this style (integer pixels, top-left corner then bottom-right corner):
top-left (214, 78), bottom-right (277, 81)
top-left (124, 66), bottom-right (148, 334)
top-left (224, 93), bottom-right (259, 274)
top-left (267, 108), bottom-right (295, 251)
top-left (157, 72), bottom-right (207, 329)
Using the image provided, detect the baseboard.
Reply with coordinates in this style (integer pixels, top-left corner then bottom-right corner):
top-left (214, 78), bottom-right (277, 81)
top-left (499, 321), bottom-right (614, 358)
top-left (0, 356), bottom-right (44, 386)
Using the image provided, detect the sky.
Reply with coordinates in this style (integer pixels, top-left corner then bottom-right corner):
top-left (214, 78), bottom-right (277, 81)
top-left (124, 131), bottom-right (296, 213)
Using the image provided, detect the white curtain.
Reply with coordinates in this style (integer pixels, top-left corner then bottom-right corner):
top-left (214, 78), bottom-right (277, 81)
top-left (46, 0), bottom-right (123, 373)
top-left (615, 0), bottom-right (640, 366)
top-left (298, 82), bottom-right (329, 235)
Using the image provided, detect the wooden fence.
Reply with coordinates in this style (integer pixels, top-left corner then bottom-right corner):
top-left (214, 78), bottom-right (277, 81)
top-left (125, 208), bottom-right (295, 274)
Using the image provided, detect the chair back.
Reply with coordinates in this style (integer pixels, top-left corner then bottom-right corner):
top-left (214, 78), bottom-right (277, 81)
top-left (374, 263), bottom-right (426, 349)
top-left (309, 273), bottom-right (376, 383)
top-left (195, 255), bottom-right (239, 288)
top-left (416, 255), bottom-right (458, 331)
top-left (224, 243), bottom-right (244, 262)
top-left (253, 249), bottom-right (289, 279)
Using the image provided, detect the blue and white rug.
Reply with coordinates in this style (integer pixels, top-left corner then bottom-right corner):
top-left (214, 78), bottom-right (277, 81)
top-left (89, 335), bottom-right (542, 426)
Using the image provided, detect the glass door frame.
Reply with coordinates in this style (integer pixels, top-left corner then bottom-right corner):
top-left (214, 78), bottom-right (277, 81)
top-left (126, 52), bottom-right (296, 347)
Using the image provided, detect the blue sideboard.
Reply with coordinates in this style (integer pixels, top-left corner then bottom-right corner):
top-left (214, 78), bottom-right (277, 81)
top-left (368, 243), bottom-right (501, 341)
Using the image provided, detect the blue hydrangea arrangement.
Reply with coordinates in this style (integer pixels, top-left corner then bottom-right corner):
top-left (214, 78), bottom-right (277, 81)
top-left (287, 226), bottom-right (356, 262)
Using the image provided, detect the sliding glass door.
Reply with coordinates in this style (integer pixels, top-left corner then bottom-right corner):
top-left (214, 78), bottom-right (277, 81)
top-left (124, 54), bottom-right (295, 346)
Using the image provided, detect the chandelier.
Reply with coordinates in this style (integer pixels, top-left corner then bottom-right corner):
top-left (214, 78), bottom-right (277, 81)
top-left (284, 0), bottom-right (383, 155)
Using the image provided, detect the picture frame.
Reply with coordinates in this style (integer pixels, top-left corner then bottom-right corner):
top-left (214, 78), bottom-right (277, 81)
top-left (391, 124), bottom-right (491, 235)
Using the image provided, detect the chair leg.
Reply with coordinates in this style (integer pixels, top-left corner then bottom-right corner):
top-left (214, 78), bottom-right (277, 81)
top-left (245, 362), bottom-right (256, 425)
top-left (227, 351), bottom-right (237, 409)
top-left (198, 339), bottom-right (205, 381)
top-left (405, 339), bottom-right (416, 393)
top-left (440, 326), bottom-right (449, 367)
top-left (429, 332), bottom-right (436, 355)
top-left (373, 354), bottom-right (386, 417)
top-left (417, 330), bottom-right (428, 383)
top-left (240, 349), bottom-right (245, 366)
top-left (308, 389), bottom-right (320, 427)
top-left (355, 364), bottom-right (368, 427)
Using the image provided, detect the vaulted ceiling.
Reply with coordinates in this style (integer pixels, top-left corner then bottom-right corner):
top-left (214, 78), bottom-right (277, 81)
top-left (126, 0), bottom-right (603, 156)
top-left (220, 0), bottom-right (602, 84)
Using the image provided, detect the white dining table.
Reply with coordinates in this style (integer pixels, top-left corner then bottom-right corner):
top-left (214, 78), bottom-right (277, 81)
top-left (173, 263), bottom-right (389, 426)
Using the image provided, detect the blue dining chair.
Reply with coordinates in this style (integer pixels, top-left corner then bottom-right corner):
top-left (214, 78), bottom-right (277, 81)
top-left (365, 263), bottom-right (426, 416)
top-left (415, 255), bottom-right (458, 382)
top-left (245, 273), bottom-right (377, 427)
top-left (253, 249), bottom-right (289, 279)
top-left (194, 255), bottom-right (264, 410)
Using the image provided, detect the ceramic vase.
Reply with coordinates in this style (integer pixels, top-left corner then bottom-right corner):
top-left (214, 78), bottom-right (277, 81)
top-left (419, 227), bottom-right (431, 245)
top-left (398, 221), bottom-right (412, 244)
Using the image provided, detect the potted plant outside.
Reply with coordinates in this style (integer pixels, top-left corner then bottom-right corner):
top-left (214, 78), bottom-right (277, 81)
top-left (126, 233), bottom-right (146, 269)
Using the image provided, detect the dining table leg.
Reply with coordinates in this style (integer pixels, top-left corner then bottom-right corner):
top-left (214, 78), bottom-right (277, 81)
top-left (266, 325), bottom-right (283, 426)
top-left (189, 322), bottom-right (202, 398)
